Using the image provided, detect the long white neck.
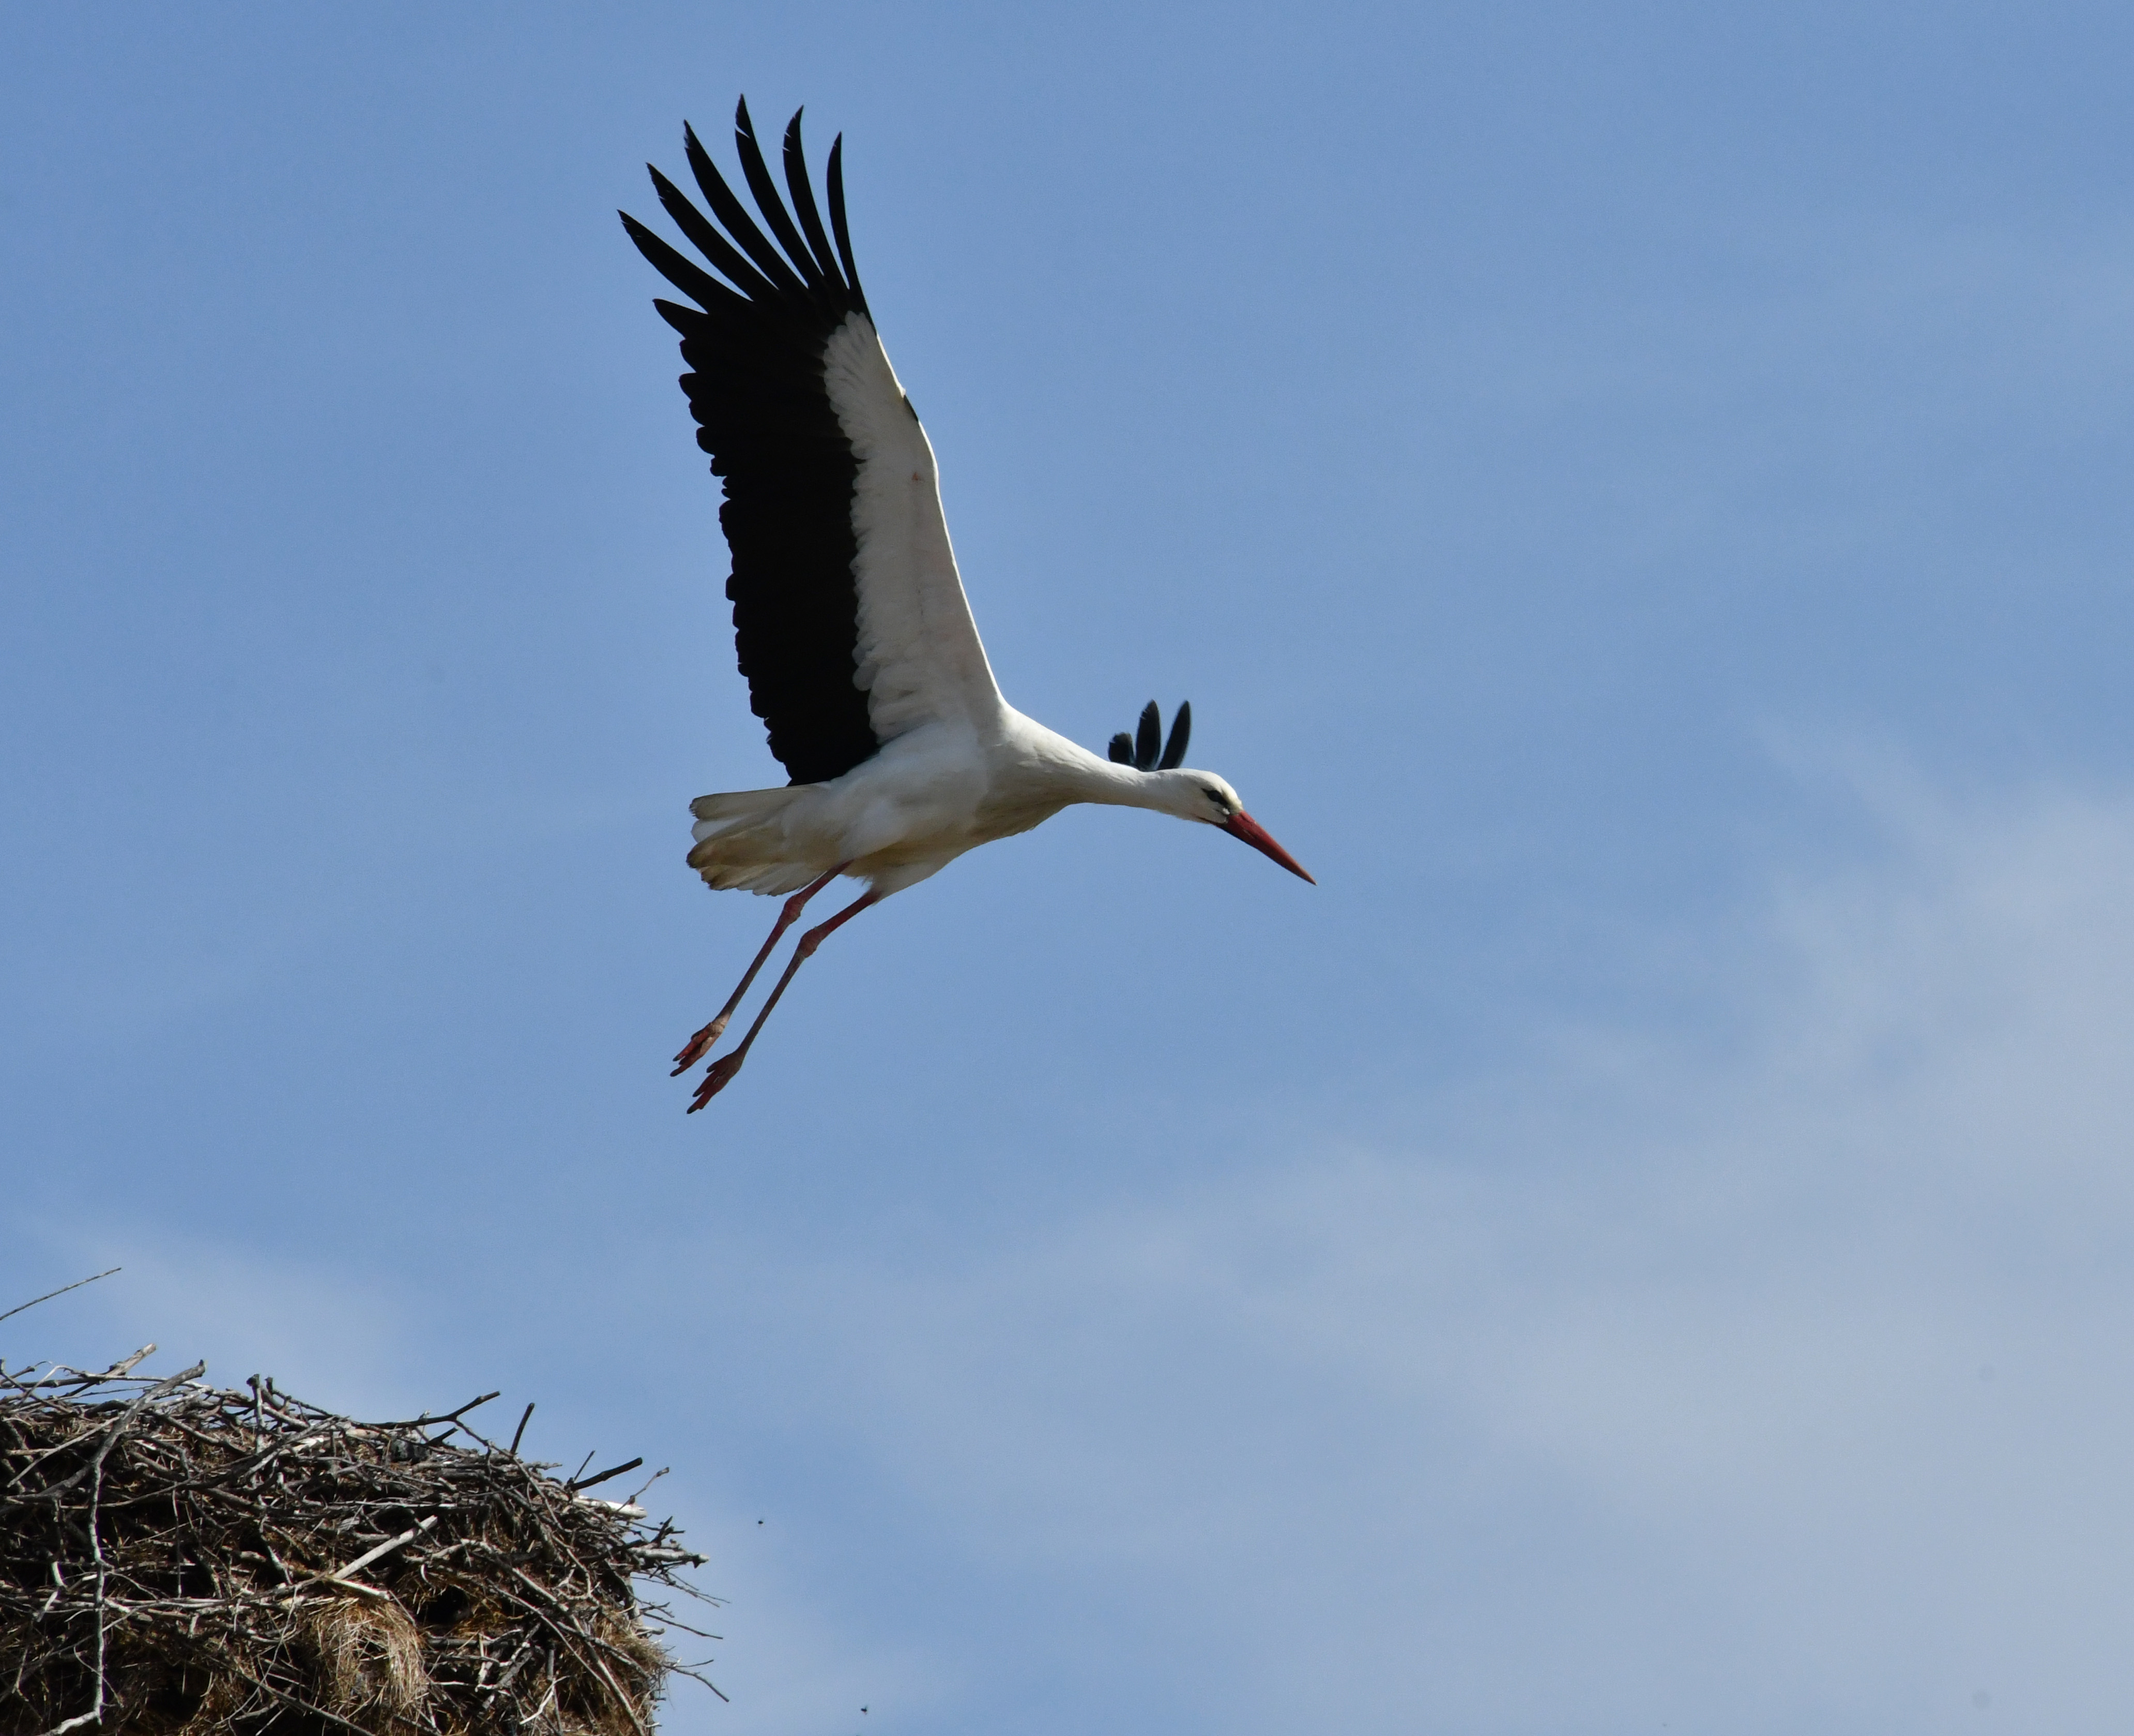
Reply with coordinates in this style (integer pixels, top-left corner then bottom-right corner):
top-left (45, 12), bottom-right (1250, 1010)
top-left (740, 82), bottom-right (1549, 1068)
top-left (1065, 755), bottom-right (1172, 809)
top-left (1008, 720), bottom-right (1202, 817)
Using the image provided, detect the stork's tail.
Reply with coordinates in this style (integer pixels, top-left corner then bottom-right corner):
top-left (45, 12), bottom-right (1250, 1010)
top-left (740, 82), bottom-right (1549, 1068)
top-left (685, 787), bottom-right (837, 894)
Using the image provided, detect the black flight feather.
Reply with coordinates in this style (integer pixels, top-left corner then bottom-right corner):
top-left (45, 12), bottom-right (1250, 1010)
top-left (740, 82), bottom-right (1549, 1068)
top-left (623, 100), bottom-right (879, 787)
top-left (1134, 702), bottom-right (1162, 772)
top-left (1108, 732), bottom-right (1136, 765)
top-left (1157, 701), bottom-right (1192, 770)
top-left (644, 170), bottom-right (780, 306)
top-left (733, 99), bottom-right (824, 291)
top-left (683, 122), bottom-right (813, 302)
top-left (782, 111), bottom-right (846, 290)
top-left (622, 213), bottom-right (747, 315)
top-left (652, 298), bottom-right (714, 335)
top-left (826, 136), bottom-right (868, 314)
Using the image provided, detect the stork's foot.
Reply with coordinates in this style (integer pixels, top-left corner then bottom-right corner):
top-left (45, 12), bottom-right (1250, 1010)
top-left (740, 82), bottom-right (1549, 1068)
top-left (671, 1017), bottom-right (729, 1075)
top-left (686, 1052), bottom-right (745, 1112)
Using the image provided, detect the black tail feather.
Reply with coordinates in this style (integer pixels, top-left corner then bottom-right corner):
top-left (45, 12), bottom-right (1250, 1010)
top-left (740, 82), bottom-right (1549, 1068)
top-left (1108, 732), bottom-right (1135, 765)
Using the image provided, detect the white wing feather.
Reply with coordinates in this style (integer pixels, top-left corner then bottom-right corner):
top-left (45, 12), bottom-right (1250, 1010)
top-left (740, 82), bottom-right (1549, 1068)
top-left (821, 314), bottom-right (1002, 742)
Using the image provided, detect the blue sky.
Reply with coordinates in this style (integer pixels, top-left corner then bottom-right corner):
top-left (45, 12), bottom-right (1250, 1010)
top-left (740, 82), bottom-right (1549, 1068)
top-left (7, 4), bottom-right (2134, 1731)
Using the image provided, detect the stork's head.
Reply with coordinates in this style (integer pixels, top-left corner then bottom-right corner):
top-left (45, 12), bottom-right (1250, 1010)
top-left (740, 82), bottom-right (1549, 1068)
top-left (1108, 700), bottom-right (1315, 884)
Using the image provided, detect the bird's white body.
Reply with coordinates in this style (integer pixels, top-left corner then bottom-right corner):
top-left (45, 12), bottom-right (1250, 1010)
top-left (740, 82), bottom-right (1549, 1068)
top-left (688, 708), bottom-right (1227, 899)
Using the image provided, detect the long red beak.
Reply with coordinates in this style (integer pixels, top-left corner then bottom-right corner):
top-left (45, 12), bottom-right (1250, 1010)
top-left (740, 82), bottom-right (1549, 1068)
top-left (1222, 811), bottom-right (1315, 883)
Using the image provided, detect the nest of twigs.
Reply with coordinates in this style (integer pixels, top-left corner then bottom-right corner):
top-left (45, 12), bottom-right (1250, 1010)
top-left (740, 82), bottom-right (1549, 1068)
top-left (0, 1351), bottom-right (719, 1735)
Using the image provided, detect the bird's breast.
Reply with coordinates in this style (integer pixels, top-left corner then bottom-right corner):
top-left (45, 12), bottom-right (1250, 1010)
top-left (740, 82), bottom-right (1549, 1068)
top-left (969, 789), bottom-right (1069, 843)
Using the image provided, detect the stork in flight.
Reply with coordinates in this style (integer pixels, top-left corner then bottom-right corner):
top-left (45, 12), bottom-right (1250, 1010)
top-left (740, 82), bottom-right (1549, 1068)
top-left (623, 100), bottom-right (1313, 1111)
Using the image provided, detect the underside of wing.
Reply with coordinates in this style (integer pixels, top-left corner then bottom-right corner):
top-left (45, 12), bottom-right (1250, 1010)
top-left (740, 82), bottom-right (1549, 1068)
top-left (623, 99), bottom-right (998, 787)
top-left (622, 100), bottom-right (879, 786)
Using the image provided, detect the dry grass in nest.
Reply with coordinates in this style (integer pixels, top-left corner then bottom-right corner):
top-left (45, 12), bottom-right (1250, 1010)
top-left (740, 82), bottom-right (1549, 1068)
top-left (0, 1348), bottom-right (720, 1735)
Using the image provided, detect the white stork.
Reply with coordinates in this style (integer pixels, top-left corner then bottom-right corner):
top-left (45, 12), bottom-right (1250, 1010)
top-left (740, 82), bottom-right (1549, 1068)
top-left (622, 100), bottom-right (1313, 1111)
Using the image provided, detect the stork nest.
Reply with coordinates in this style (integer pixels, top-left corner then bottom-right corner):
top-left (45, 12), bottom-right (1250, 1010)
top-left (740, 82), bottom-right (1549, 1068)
top-left (0, 1353), bottom-right (719, 1735)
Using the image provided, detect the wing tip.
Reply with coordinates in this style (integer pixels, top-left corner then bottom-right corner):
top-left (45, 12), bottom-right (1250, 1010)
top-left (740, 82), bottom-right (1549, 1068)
top-left (825, 131), bottom-right (869, 316)
top-left (1134, 700), bottom-right (1162, 772)
top-left (1157, 700), bottom-right (1192, 771)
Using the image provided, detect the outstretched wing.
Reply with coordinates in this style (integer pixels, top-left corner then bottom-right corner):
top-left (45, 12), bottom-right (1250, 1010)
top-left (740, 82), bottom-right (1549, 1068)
top-left (622, 100), bottom-right (1000, 786)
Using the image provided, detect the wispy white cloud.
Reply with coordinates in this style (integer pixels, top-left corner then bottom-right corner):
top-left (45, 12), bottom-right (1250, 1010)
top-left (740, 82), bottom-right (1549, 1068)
top-left (701, 769), bottom-right (2134, 1733)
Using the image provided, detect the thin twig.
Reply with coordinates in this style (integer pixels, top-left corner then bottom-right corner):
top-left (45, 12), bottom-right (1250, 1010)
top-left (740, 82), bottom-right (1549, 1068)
top-left (568, 1456), bottom-right (644, 1494)
top-left (277, 1513), bottom-right (440, 1601)
top-left (37, 1454), bottom-right (110, 1735)
top-left (379, 1391), bottom-right (500, 1430)
top-left (0, 1269), bottom-right (122, 1330)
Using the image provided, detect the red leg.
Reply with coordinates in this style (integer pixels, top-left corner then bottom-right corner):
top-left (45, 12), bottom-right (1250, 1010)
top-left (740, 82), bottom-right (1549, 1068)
top-left (672, 864), bottom-right (847, 1074)
top-left (688, 888), bottom-right (881, 1111)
